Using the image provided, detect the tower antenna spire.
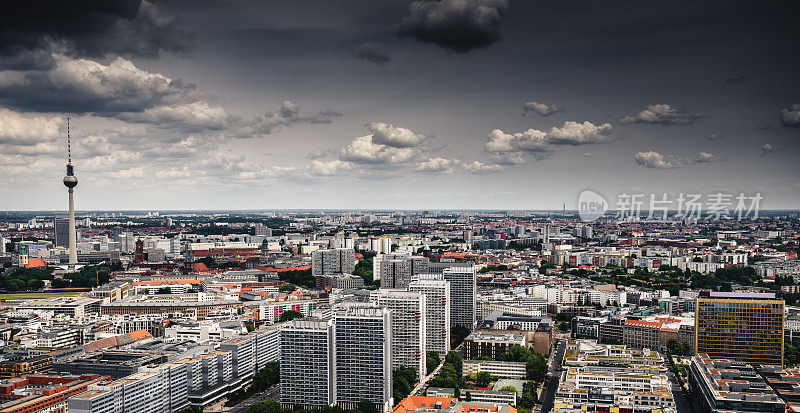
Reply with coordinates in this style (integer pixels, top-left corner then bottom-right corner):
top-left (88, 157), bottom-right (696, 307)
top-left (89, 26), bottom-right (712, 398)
top-left (67, 117), bottom-right (71, 164)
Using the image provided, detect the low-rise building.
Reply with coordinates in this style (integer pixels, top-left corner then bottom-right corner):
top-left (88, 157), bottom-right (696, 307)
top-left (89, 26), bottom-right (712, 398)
top-left (688, 354), bottom-right (785, 413)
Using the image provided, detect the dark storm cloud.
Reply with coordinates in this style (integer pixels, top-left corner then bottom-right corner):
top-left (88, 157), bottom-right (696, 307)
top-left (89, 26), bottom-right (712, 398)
top-left (0, 56), bottom-right (203, 115)
top-left (396, 0), bottom-right (509, 53)
top-left (350, 42), bottom-right (391, 64)
top-left (780, 104), bottom-right (800, 127)
top-left (0, 0), bottom-right (194, 68)
top-left (0, 50), bottom-right (56, 71)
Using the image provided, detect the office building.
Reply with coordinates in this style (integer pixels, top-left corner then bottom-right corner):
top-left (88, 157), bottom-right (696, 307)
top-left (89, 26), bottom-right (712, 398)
top-left (409, 275), bottom-right (451, 358)
top-left (443, 265), bottom-right (477, 328)
top-left (333, 304), bottom-right (393, 411)
top-left (378, 254), bottom-right (429, 289)
top-left (462, 331), bottom-right (526, 360)
top-left (280, 319), bottom-right (334, 408)
top-left (54, 217), bottom-right (71, 248)
top-left (688, 354), bottom-right (785, 413)
top-left (695, 291), bottom-right (784, 365)
top-left (312, 248), bottom-right (355, 276)
top-left (371, 289), bottom-right (426, 382)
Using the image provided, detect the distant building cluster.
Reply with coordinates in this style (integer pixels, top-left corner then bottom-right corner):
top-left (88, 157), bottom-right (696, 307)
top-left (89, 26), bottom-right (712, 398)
top-left (0, 209), bottom-right (798, 412)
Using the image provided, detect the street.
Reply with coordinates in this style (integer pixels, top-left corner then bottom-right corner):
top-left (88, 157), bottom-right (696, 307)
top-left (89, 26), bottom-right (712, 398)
top-left (538, 338), bottom-right (566, 413)
top-left (226, 383), bottom-right (280, 413)
top-left (665, 362), bottom-right (690, 413)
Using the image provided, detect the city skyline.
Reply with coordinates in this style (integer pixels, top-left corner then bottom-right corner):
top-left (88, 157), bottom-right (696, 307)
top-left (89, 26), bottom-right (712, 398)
top-left (1, 0), bottom-right (799, 211)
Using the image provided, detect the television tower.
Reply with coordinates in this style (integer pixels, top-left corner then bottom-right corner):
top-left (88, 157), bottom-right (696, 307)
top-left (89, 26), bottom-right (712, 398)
top-left (63, 118), bottom-right (78, 267)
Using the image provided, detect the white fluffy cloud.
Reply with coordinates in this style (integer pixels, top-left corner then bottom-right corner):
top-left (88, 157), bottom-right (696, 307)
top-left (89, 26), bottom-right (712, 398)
top-left (696, 152), bottom-right (722, 163)
top-left (485, 120), bottom-right (613, 163)
top-left (368, 122), bottom-right (427, 147)
top-left (547, 121), bottom-right (612, 145)
top-left (621, 104), bottom-right (704, 125)
top-left (0, 108), bottom-right (62, 145)
top-left (634, 151), bottom-right (722, 169)
top-left (309, 160), bottom-right (353, 176)
top-left (522, 101), bottom-right (564, 117)
top-left (339, 135), bottom-right (423, 164)
top-left (416, 157), bottom-right (460, 173)
top-left (463, 161), bottom-right (503, 173)
top-left (634, 151), bottom-right (686, 169)
top-left (780, 104), bottom-right (800, 127)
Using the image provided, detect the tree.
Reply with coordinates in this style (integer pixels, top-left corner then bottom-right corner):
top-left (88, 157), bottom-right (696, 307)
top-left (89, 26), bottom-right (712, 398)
top-left (393, 366), bottom-right (417, 405)
top-left (278, 283), bottom-right (296, 292)
top-left (518, 381), bottom-right (539, 409)
top-left (464, 391), bottom-right (472, 402)
top-left (499, 385), bottom-right (517, 394)
top-left (451, 326), bottom-right (471, 348)
top-left (357, 400), bottom-right (378, 413)
top-left (279, 268), bottom-right (315, 288)
top-left (156, 287), bottom-right (172, 294)
top-left (526, 353), bottom-right (548, 383)
top-left (667, 339), bottom-right (689, 356)
top-left (475, 371), bottom-right (492, 387)
top-left (279, 310), bottom-right (303, 322)
top-left (353, 257), bottom-right (375, 286)
top-left (786, 343), bottom-right (800, 367)
top-left (445, 351), bottom-right (463, 376)
top-left (426, 351), bottom-right (441, 375)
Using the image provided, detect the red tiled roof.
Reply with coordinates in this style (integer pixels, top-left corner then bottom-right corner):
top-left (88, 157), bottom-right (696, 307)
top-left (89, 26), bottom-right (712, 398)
top-left (24, 258), bottom-right (47, 268)
top-left (256, 265), bottom-right (311, 272)
top-left (393, 396), bottom-right (456, 413)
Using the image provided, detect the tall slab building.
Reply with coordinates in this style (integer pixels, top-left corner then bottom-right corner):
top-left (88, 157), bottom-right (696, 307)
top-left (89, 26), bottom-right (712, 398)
top-left (695, 291), bottom-right (784, 365)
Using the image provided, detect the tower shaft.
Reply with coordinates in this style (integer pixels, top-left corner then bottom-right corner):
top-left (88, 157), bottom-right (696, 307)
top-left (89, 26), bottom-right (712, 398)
top-left (68, 188), bottom-right (77, 265)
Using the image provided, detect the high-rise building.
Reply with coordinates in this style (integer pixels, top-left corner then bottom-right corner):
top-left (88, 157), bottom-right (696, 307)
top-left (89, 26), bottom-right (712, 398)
top-left (409, 274), bottom-right (451, 358)
top-left (369, 237), bottom-right (392, 254)
top-left (220, 335), bottom-right (255, 380)
top-left (54, 217), bottom-right (71, 248)
top-left (280, 319), bottom-right (335, 408)
top-left (371, 289), bottom-right (426, 382)
top-left (62, 119), bottom-right (78, 267)
top-left (695, 291), bottom-right (784, 365)
top-left (0, 235), bottom-right (6, 255)
top-left (443, 265), bottom-right (477, 329)
top-left (118, 232), bottom-right (136, 253)
top-left (254, 224), bottom-right (272, 236)
top-left (312, 248), bottom-right (355, 276)
top-left (333, 304), bottom-right (393, 411)
top-left (378, 254), bottom-right (429, 289)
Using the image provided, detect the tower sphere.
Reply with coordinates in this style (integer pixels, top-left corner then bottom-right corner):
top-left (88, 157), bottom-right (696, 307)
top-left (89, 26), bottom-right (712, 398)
top-left (63, 174), bottom-right (78, 188)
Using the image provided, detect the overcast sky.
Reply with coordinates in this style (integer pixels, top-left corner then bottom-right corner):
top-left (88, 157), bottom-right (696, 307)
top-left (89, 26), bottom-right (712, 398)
top-left (1, 0), bottom-right (798, 211)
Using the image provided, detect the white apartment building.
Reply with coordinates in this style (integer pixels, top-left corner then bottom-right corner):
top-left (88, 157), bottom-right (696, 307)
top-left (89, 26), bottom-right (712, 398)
top-left (409, 274), bottom-right (451, 358)
top-left (371, 289), bottom-right (427, 382)
top-left (443, 266), bottom-right (476, 328)
top-left (220, 335), bottom-right (256, 379)
top-left (280, 319), bottom-right (335, 408)
top-left (333, 304), bottom-right (393, 412)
